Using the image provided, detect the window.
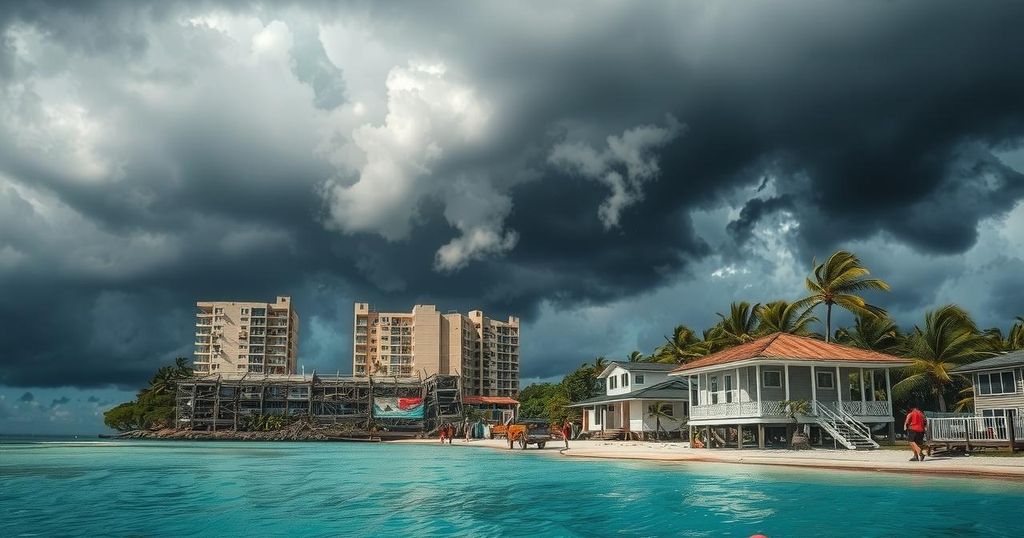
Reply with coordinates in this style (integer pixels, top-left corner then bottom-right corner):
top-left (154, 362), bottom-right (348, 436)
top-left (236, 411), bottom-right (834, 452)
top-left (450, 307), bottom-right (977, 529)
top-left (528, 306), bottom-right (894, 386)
top-left (609, 377), bottom-right (617, 390)
top-left (725, 375), bottom-right (733, 403)
top-left (240, 308), bottom-right (249, 315)
top-left (621, 373), bottom-right (629, 387)
top-left (607, 405), bottom-right (615, 412)
top-left (816, 371), bottom-right (835, 389)
top-left (977, 371), bottom-right (1017, 395)
top-left (214, 307), bottom-right (223, 314)
top-left (763, 370), bottom-right (782, 388)
top-left (593, 408), bottom-right (601, 426)
top-left (635, 375), bottom-right (645, 385)
top-left (710, 377), bottom-right (719, 404)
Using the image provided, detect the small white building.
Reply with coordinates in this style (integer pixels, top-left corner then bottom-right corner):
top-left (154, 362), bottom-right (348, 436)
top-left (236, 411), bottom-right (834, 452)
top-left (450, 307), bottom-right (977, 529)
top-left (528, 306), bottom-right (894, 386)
top-left (567, 362), bottom-right (690, 438)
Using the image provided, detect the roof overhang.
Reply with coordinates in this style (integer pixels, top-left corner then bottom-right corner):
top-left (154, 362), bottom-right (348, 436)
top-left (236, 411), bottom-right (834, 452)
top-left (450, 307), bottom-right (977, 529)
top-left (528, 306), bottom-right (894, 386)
top-left (669, 356), bottom-right (911, 376)
top-left (565, 396), bottom-right (690, 408)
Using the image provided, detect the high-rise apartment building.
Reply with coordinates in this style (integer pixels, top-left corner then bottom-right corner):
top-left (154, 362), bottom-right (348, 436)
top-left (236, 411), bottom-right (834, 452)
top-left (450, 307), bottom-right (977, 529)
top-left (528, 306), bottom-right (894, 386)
top-left (353, 303), bottom-right (520, 397)
top-left (194, 296), bottom-right (299, 376)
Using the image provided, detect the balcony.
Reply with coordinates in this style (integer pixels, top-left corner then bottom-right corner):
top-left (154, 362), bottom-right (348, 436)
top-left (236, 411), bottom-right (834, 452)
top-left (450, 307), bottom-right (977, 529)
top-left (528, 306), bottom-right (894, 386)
top-left (689, 400), bottom-right (892, 422)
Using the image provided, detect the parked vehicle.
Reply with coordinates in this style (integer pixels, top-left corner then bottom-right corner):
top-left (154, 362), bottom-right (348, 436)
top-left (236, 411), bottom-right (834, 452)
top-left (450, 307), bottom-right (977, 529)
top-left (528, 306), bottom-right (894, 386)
top-left (506, 419), bottom-right (553, 449)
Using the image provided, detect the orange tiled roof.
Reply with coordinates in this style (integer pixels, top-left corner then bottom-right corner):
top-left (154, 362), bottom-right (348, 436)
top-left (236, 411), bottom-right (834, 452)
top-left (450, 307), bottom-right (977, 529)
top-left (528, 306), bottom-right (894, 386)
top-left (463, 396), bottom-right (519, 406)
top-left (670, 332), bottom-right (907, 373)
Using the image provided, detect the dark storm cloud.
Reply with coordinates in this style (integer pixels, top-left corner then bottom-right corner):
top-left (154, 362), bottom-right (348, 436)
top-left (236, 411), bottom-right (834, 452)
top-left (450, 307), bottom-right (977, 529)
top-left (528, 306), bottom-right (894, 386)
top-left (50, 396), bottom-right (70, 408)
top-left (18, 392), bottom-right (33, 402)
top-left (0, 1), bottom-right (1023, 391)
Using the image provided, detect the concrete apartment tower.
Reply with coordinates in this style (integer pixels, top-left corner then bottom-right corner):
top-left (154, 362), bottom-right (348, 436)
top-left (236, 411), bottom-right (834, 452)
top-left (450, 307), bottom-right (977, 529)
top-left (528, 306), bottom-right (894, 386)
top-left (194, 296), bottom-right (299, 375)
top-left (353, 303), bottom-right (520, 397)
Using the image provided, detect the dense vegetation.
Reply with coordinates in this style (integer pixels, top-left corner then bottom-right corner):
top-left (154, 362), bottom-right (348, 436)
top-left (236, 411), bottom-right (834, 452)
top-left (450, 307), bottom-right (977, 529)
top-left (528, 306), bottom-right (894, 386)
top-left (523, 251), bottom-right (1024, 422)
top-left (103, 358), bottom-right (192, 431)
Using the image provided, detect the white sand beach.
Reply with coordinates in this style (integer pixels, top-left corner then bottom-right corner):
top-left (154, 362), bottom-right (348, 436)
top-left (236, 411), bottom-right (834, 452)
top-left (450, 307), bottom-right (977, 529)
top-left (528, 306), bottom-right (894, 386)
top-left (393, 438), bottom-right (1024, 479)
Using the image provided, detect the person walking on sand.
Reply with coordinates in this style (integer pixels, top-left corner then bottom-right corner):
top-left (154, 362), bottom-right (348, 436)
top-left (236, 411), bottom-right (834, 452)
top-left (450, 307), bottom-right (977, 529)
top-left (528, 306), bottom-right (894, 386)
top-left (561, 420), bottom-right (572, 450)
top-left (904, 407), bottom-right (928, 461)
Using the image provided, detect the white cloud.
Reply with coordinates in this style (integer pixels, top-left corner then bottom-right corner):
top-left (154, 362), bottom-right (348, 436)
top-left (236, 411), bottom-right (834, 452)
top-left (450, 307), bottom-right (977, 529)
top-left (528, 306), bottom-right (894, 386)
top-left (434, 178), bottom-right (519, 271)
top-left (549, 115), bottom-right (683, 228)
top-left (322, 62), bottom-right (492, 240)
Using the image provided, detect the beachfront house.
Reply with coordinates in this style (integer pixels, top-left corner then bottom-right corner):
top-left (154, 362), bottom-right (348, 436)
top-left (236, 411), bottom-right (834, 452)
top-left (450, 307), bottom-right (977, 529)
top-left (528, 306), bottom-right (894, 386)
top-left (669, 333), bottom-right (910, 450)
top-left (566, 362), bottom-right (690, 439)
top-left (925, 351), bottom-right (1024, 451)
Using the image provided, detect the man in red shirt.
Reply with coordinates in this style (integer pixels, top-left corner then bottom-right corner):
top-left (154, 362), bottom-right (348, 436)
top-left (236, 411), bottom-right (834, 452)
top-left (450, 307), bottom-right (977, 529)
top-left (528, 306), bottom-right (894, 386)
top-left (904, 407), bottom-right (928, 461)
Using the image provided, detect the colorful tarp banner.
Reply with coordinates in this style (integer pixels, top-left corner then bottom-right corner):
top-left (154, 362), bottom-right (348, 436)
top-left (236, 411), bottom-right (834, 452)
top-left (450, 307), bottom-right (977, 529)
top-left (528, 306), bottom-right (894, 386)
top-left (373, 397), bottom-right (424, 418)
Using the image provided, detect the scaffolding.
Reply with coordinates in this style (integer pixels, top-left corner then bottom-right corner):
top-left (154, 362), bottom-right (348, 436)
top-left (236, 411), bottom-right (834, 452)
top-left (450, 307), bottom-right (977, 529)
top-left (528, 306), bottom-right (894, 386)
top-left (175, 373), bottom-right (462, 432)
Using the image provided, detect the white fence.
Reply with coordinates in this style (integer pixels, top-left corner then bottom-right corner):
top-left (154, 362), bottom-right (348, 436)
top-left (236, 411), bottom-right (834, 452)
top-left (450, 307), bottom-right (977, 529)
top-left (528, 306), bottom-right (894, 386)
top-left (928, 416), bottom-right (1024, 443)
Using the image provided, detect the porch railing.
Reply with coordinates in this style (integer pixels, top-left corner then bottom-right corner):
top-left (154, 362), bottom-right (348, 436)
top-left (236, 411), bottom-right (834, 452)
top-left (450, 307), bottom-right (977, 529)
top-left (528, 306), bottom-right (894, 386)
top-left (691, 400), bottom-right (891, 420)
top-left (690, 401), bottom-right (785, 419)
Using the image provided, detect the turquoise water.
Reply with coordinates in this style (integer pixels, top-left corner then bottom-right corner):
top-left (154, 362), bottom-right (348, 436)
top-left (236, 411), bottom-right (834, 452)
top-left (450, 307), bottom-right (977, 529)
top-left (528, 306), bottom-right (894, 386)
top-left (1, 440), bottom-right (1022, 537)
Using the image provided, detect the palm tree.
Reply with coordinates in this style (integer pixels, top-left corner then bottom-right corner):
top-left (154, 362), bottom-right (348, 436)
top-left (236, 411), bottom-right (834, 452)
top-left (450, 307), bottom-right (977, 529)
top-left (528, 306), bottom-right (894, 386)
top-left (953, 386), bottom-right (974, 413)
top-left (794, 250), bottom-right (891, 342)
top-left (647, 402), bottom-right (675, 440)
top-left (987, 317), bottom-right (1024, 351)
top-left (755, 301), bottom-right (818, 336)
top-left (714, 302), bottom-right (760, 345)
top-left (627, 351), bottom-right (646, 363)
top-left (591, 356), bottom-right (609, 372)
top-left (893, 305), bottom-right (996, 412)
top-left (146, 357), bottom-right (194, 396)
top-left (653, 325), bottom-right (710, 364)
top-left (834, 313), bottom-right (901, 353)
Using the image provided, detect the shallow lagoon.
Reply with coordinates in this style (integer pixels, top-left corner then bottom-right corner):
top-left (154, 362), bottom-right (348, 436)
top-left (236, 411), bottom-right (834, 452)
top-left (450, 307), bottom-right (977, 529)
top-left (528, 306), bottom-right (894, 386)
top-left (1, 439), bottom-right (1022, 537)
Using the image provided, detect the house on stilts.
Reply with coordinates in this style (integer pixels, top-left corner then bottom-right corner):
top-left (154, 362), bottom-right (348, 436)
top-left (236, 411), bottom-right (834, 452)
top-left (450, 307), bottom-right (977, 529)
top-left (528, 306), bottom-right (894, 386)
top-left (668, 332), bottom-right (909, 449)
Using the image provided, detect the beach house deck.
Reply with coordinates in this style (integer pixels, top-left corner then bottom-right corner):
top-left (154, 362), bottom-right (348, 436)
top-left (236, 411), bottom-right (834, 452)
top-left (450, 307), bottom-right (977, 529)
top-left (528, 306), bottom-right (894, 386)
top-left (669, 333), bottom-right (910, 449)
top-left (925, 351), bottom-right (1024, 452)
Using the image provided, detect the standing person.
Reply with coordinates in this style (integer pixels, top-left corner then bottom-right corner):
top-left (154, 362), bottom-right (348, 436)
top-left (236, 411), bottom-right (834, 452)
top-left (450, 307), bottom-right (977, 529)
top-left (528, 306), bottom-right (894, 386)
top-left (904, 407), bottom-right (928, 461)
top-left (447, 423), bottom-right (455, 444)
top-left (561, 420), bottom-right (572, 450)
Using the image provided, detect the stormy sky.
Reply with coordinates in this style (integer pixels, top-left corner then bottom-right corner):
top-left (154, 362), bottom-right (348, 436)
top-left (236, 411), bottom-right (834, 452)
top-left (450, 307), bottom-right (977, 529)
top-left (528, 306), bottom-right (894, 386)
top-left (2, 1), bottom-right (1023, 433)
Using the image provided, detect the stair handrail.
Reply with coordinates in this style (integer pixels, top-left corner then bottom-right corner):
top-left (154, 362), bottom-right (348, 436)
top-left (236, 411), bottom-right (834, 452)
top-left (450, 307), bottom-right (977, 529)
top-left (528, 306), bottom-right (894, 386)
top-left (815, 400), bottom-right (878, 449)
top-left (829, 402), bottom-right (877, 447)
top-left (812, 404), bottom-right (857, 450)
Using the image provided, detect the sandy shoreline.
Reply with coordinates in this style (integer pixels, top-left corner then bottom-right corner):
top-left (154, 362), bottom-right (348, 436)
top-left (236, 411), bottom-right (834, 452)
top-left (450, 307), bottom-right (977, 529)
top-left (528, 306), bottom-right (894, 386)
top-left (392, 438), bottom-right (1024, 480)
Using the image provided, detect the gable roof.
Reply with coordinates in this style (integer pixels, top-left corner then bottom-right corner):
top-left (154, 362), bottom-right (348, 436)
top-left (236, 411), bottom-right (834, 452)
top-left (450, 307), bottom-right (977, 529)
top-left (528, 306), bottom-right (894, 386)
top-left (598, 361), bottom-right (677, 378)
top-left (566, 378), bottom-right (691, 407)
top-left (670, 332), bottom-right (908, 374)
top-left (951, 350), bottom-right (1024, 373)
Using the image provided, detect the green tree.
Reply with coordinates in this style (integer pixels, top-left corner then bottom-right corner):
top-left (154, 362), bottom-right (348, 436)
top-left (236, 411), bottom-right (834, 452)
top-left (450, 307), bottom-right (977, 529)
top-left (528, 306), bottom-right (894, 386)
top-left (894, 305), bottom-right (995, 412)
top-left (103, 357), bottom-right (194, 431)
top-left (646, 401), bottom-right (676, 440)
top-left (653, 325), bottom-right (711, 364)
top-left (834, 313), bottom-right (901, 353)
top-left (713, 302), bottom-right (760, 345)
top-left (755, 301), bottom-right (818, 336)
top-left (103, 402), bottom-right (140, 431)
top-left (627, 351), bottom-right (646, 362)
top-left (794, 250), bottom-right (891, 341)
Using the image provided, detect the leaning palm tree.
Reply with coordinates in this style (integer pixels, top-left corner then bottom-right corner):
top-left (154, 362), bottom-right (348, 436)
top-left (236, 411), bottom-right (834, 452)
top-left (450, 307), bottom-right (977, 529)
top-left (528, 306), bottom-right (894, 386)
top-left (893, 305), bottom-right (995, 412)
top-left (714, 302), bottom-right (760, 345)
top-left (834, 313), bottom-right (901, 354)
top-left (953, 386), bottom-right (974, 413)
top-left (627, 351), bottom-right (646, 363)
top-left (988, 317), bottom-right (1024, 351)
top-left (755, 301), bottom-right (818, 336)
top-left (794, 250), bottom-right (891, 341)
top-left (647, 402), bottom-right (676, 441)
top-left (653, 325), bottom-right (710, 364)
top-left (591, 356), bottom-right (609, 372)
